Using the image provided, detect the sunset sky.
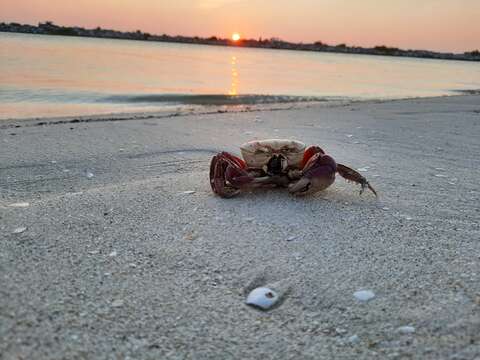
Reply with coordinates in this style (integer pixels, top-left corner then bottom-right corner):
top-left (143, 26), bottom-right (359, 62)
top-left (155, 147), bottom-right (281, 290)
top-left (1, 0), bottom-right (479, 53)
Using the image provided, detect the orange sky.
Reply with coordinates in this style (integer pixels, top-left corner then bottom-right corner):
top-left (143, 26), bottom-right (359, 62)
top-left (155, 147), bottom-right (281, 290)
top-left (1, 0), bottom-right (479, 52)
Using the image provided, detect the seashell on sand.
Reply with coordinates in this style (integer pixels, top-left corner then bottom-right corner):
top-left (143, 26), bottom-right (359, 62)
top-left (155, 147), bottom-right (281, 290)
top-left (353, 289), bottom-right (375, 302)
top-left (246, 287), bottom-right (279, 310)
top-left (12, 227), bottom-right (27, 234)
top-left (397, 326), bottom-right (415, 334)
top-left (9, 202), bottom-right (30, 208)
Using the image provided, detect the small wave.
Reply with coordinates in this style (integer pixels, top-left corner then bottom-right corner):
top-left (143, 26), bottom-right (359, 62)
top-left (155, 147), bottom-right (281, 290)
top-left (102, 94), bottom-right (329, 106)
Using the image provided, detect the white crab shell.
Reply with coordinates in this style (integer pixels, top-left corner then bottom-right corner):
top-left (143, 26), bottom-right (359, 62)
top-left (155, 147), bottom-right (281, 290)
top-left (240, 139), bottom-right (306, 169)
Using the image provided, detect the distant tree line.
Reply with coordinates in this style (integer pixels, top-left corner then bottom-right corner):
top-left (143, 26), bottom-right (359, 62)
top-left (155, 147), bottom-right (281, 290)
top-left (0, 21), bottom-right (479, 62)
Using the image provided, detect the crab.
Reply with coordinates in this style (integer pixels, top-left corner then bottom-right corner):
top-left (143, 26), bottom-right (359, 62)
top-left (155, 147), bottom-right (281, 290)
top-left (210, 139), bottom-right (377, 198)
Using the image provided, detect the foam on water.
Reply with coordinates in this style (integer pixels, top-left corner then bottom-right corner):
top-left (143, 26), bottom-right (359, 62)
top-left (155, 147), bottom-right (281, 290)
top-left (103, 93), bottom-right (331, 106)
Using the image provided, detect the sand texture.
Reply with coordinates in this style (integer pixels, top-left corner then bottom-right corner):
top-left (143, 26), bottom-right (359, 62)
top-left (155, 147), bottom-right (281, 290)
top-left (1, 96), bottom-right (480, 359)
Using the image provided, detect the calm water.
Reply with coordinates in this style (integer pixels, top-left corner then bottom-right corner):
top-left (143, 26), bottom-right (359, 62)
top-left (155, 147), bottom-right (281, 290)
top-left (1, 32), bottom-right (479, 119)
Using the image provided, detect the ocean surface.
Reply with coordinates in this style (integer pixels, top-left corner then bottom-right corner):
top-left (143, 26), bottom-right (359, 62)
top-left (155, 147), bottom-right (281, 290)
top-left (1, 32), bottom-right (479, 120)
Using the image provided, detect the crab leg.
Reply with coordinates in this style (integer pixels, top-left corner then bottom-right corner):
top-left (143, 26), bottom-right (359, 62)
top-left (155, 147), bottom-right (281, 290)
top-left (336, 164), bottom-right (377, 196)
top-left (210, 152), bottom-right (255, 198)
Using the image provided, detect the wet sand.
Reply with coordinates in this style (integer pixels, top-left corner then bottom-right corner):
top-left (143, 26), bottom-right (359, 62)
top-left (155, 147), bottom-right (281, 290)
top-left (1, 95), bottom-right (479, 359)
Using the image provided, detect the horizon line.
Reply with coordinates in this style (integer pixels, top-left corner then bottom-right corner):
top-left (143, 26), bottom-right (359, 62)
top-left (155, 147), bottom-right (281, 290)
top-left (1, 19), bottom-right (479, 58)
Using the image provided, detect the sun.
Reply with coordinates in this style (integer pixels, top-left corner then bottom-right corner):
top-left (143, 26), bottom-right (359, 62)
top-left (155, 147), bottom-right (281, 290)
top-left (231, 33), bottom-right (241, 42)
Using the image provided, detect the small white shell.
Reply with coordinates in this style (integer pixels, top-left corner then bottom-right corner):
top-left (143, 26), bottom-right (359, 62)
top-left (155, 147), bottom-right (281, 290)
top-left (353, 290), bottom-right (375, 302)
top-left (246, 287), bottom-right (279, 310)
top-left (12, 227), bottom-right (27, 234)
top-left (8, 202), bottom-right (30, 208)
top-left (348, 335), bottom-right (360, 344)
top-left (111, 299), bottom-right (124, 308)
top-left (397, 326), bottom-right (415, 334)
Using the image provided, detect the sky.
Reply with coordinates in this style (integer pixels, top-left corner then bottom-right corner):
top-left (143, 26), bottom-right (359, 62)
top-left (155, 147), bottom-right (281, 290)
top-left (1, 0), bottom-right (479, 53)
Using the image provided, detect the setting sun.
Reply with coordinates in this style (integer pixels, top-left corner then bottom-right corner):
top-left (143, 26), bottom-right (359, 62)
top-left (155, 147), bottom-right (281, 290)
top-left (231, 33), bottom-right (241, 41)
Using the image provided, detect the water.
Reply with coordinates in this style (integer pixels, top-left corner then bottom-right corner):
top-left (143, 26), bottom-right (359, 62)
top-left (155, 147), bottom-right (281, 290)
top-left (1, 32), bottom-right (479, 120)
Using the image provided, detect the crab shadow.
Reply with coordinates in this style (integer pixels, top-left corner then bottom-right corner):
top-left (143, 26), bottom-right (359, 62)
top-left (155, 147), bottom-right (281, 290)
top-left (221, 185), bottom-right (378, 207)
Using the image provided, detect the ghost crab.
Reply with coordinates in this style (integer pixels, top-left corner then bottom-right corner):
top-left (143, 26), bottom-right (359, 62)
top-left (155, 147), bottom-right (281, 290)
top-left (210, 139), bottom-right (377, 198)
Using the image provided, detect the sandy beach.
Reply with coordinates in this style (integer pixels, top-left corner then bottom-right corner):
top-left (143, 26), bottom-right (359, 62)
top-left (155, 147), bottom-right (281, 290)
top-left (1, 95), bottom-right (479, 359)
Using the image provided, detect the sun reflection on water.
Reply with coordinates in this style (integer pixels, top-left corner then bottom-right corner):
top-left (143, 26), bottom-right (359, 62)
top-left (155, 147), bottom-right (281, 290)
top-left (229, 55), bottom-right (238, 95)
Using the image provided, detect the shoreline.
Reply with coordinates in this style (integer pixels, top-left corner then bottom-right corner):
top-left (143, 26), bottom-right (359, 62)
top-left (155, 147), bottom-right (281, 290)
top-left (1, 95), bottom-right (480, 359)
top-left (0, 92), bottom-right (476, 128)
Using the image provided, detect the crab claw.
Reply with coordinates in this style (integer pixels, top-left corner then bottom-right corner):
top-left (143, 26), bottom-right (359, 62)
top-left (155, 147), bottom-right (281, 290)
top-left (336, 164), bottom-right (378, 196)
top-left (289, 153), bottom-right (337, 195)
top-left (210, 152), bottom-right (255, 198)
